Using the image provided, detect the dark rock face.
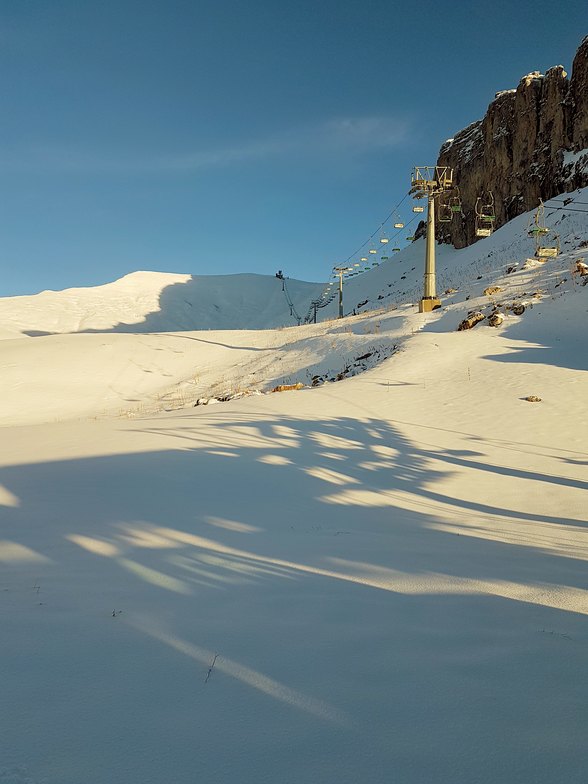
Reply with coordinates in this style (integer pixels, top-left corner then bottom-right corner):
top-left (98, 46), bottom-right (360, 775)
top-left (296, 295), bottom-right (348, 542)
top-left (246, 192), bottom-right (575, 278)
top-left (437, 36), bottom-right (588, 248)
top-left (413, 220), bottom-right (426, 241)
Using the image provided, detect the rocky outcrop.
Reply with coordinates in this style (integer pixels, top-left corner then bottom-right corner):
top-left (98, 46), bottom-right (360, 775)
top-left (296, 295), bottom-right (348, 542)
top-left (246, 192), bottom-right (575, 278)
top-left (437, 36), bottom-right (588, 248)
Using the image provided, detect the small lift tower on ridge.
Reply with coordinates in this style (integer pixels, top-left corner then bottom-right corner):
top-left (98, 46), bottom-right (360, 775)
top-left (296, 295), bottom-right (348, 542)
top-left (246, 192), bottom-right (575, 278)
top-left (333, 265), bottom-right (355, 318)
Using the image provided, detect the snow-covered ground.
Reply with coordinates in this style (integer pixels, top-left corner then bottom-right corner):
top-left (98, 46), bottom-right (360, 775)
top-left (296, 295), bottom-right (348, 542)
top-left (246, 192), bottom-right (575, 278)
top-left (1, 191), bottom-right (587, 784)
top-left (0, 271), bottom-right (324, 335)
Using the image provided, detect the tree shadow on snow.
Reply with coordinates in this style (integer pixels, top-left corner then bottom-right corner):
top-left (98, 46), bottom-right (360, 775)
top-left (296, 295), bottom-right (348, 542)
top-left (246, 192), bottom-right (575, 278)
top-left (2, 413), bottom-right (586, 595)
top-left (2, 412), bottom-right (587, 782)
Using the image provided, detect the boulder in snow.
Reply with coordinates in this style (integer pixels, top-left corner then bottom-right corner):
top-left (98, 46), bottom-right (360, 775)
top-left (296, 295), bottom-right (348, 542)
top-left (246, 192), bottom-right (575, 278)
top-left (458, 312), bottom-right (485, 331)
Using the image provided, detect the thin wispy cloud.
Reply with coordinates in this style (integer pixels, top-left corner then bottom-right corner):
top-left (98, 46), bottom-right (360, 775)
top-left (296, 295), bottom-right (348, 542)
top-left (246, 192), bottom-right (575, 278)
top-left (0, 116), bottom-right (410, 174)
top-left (321, 117), bottom-right (410, 150)
top-left (155, 115), bottom-right (409, 171)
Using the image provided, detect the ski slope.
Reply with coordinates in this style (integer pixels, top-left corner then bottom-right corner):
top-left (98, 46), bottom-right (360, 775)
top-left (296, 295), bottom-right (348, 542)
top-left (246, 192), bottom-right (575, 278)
top-left (0, 190), bottom-right (587, 784)
top-left (0, 271), bottom-right (323, 335)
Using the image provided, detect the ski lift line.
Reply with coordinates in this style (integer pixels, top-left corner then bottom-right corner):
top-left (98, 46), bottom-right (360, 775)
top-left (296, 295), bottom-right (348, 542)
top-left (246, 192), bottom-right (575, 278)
top-left (549, 198), bottom-right (588, 206)
top-left (318, 193), bottom-right (423, 301)
top-left (341, 192), bottom-right (410, 265)
top-left (313, 194), bottom-right (585, 315)
top-left (304, 189), bottom-right (414, 308)
top-left (543, 205), bottom-right (588, 215)
top-left (328, 212), bottom-right (419, 281)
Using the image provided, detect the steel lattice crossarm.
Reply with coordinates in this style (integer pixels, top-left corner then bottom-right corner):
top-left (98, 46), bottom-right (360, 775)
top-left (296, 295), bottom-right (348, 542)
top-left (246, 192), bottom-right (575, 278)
top-left (410, 166), bottom-right (454, 198)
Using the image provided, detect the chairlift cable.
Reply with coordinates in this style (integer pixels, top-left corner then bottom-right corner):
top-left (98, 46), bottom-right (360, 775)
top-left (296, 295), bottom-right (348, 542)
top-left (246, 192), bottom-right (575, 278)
top-left (341, 192), bottom-right (410, 264)
top-left (549, 198), bottom-right (588, 206)
top-left (281, 277), bottom-right (302, 323)
top-left (544, 205), bottom-right (588, 215)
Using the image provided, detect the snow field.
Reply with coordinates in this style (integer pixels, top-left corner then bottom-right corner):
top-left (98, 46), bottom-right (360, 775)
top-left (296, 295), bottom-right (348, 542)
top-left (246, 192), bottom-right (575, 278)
top-left (0, 189), bottom-right (587, 784)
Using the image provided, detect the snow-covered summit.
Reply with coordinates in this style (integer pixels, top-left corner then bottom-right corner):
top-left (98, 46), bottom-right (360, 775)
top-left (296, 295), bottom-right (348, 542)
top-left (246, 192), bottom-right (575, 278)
top-left (520, 70), bottom-right (544, 85)
top-left (0, 269), bottom-right (323, 335)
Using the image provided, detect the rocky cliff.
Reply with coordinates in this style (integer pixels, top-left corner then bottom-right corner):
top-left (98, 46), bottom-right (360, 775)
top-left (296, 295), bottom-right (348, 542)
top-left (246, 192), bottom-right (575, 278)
top-left (436, 36), bottom-right (588, 248)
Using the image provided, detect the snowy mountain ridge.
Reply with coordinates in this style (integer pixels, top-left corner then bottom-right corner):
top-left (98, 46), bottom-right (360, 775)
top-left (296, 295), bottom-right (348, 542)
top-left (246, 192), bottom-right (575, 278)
top-left (0, 270), bottom-right (322, 335)
top-left (2, 187), bottom-right (588, 340)
top-left (0, 187), bottom-right (586, 426)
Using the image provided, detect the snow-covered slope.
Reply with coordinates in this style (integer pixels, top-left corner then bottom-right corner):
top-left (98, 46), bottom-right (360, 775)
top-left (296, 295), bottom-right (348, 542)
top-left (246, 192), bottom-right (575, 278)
top-left (1, 189), bottom-right (587, 426)
top-left (0, 271), bottom-right (323, 335)
top-left (1, 190), bottom-right (587, 784)
top-left (2, 191), bottom-right (587, 339)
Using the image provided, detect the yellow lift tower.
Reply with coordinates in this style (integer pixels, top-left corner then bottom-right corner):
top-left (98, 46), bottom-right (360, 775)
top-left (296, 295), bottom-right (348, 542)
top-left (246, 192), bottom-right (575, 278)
top-left (410, 166), bottom-right (455, 312)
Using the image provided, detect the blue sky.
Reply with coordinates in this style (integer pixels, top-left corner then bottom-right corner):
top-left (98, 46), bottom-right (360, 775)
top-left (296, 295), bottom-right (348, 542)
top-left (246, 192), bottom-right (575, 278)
top-left (0, 0), bottom-right (584, 295)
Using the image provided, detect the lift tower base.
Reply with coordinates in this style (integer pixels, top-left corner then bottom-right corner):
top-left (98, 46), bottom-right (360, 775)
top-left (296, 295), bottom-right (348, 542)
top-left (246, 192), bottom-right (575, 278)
top-left (419, 297), bottom-right (441, 313)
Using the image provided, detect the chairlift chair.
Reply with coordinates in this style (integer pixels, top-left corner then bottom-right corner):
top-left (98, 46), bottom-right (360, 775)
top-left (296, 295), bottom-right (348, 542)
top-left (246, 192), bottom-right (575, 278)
top-left (535, 230), bottom-right (560, 259)
top-left (475, 194), bottom-right (496, 238)
top-left (446, 186), bottom-right (462, 214)
top-left (528, 201), bottom-right (550, 236)
top-left (438, 202), bottom-right (453, 223)
top-left (412, 206), bottom-right (425, 213)
top-left (475, 194), bottom-right (495, 220)
top-left (536, 247), bottom-right (559, 259)
top-left (394, 222), bottom-right (404, 229)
